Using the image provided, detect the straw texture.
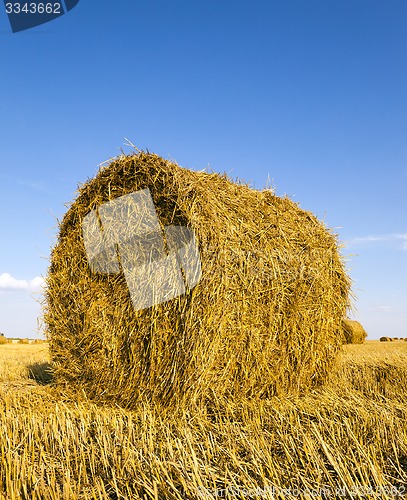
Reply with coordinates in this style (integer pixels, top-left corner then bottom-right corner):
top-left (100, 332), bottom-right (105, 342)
top-left (44, 152), bottom-right (351, 408)
top-left (342, 319), bottom-right (367, 344)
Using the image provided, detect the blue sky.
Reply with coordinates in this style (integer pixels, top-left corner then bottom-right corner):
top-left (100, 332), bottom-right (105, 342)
top-left (0, 0), bottom-right (406, 339)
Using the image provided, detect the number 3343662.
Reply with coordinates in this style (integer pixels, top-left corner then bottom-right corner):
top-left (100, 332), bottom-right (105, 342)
top-left (5, 3), bottom-right (62, 14)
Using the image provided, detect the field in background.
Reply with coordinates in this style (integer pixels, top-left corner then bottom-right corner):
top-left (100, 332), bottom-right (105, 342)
top-left (0, 342), bottom-right (406, 499)
top-left (344, 339), bottom-right (407, 361)
top-left (0, 343), bottom-right (50, 383)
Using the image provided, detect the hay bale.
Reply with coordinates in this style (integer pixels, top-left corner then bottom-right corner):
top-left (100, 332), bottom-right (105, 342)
top-left (44, 152), bottom-right (351, 408)
top-left (342, 319), bottom-right (367, 344)
top-left (380, 337), bottom-right (391, 342)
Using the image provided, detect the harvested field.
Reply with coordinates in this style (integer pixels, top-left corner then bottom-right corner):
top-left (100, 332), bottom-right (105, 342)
top-left (0, 342), bottom-right (406, 499)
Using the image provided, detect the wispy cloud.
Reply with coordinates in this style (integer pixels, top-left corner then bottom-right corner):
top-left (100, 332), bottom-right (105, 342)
top-left (0, 173), bottom-right (47, 191)
top-left (16, 178), bottom-right (47, 191)
top-left (0, 273), bottom-right (44, 292)
top-left (395, 234), bottom-right (407, 250)
top-left (347, 233), bottom-right (407, 250)
top-left (373, 304), bottom-right (393, 313)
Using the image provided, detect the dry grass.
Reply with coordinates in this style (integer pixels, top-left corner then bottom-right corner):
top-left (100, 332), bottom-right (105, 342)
top-left (44, 151), bottom-right (351, 410)
top-left (0, 342), bottom-right (406, 499)
top-left (0, 343), bottom-right (50, 383)
top-left (343, 339), bottom-right (407, 363)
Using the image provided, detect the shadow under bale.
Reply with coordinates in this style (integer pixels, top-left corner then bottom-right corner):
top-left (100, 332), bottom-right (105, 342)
top-left (44, 151), bottom-right (351, 409)
top-left (28, 362), bottom-right (53, 385)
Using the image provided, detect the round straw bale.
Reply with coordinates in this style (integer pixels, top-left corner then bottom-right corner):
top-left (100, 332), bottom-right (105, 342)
top-left (44, 152), bottom-right (351, 408)
top-left (342, 319), bottom-right (367, 344)
top-left (380, 337), bottom-right (391, 342)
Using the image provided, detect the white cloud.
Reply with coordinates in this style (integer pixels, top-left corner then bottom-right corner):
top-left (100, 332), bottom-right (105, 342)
top-left (0, 273), bottom-right (44, 292)
top-left (347, 233), bottom-right (407, 250)
top-left (16, 178), bottom-right (47, 191)
top-left (394, 233), bottom-right (407, 250)
top-left (373, 304), bottom-right (393, 313)
top-left (348, 235), bottom-right (386, 244)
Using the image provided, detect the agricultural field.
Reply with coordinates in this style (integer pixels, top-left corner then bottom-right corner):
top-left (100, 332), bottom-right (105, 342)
top-left (0, 341), bottom-right (406, 499)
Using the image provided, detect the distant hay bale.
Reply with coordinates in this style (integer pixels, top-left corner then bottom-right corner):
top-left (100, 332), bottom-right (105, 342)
top-left (342, 319), bottom-right (367, 344)
top-left (44, 152), bottom-right (351, 408)
top-left (380, 337), bottom-right (391, 342)
top-left (404, 338), bottom-right (407, 342)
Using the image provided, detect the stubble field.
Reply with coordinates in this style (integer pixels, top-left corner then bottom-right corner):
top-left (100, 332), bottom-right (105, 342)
top-left (0, 341), bottom-right (406, 499)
